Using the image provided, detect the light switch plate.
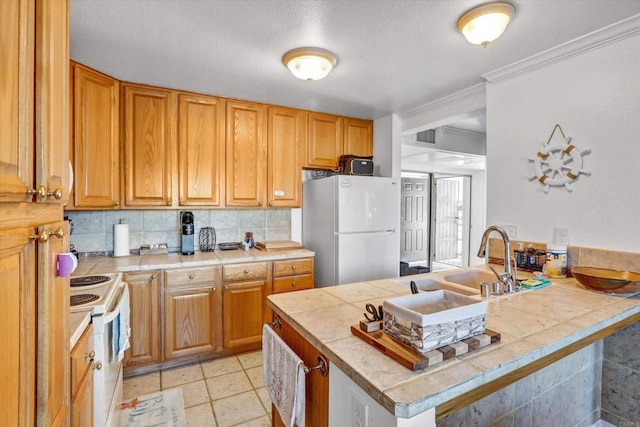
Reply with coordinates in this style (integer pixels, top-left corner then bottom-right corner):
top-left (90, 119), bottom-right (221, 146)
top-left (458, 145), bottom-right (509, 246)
top-left (553, 227), bottom-right (569, 245)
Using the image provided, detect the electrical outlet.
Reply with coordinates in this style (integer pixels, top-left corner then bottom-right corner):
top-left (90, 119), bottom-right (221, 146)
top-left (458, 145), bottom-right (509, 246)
top-left (351, 395), bottom-right (368, 427)
top-left (553, 227), bottom-right (569, 245)
top-left (498, 224), bottom-right (518, 239)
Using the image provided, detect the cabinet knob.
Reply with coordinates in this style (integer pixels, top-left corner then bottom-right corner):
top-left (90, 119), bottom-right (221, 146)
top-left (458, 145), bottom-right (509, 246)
top-left (258, 202), bottom-right (262, 207)
top-left (49, 227), bottom-right (64, 239)
top-left (243, 270), bottom-right (249, 274)
top-left (94, 362), bottom-right (103, 371)
top-left (151, 274), bottom-right (158, 279)
top-left (166, 201), bottom-right (171, 206)
top-left (291, 265), bottom-right (296, 270)
top-left (113, 201), bottom-right (119, 206)
top-left (268, 202), bottom-right (273, 207)
top-left (85, 350), bottom-right (95, 362)
top-left (291, 281), bottom-right (296, 287)
top-left (189, 274), bottom-right (195, 279)
top-left (30, 230), bottom-right (49, 243)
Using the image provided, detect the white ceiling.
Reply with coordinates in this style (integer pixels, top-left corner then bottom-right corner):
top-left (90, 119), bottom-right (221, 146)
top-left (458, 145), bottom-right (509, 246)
top-left (70, 0), bottom-right (640, 121)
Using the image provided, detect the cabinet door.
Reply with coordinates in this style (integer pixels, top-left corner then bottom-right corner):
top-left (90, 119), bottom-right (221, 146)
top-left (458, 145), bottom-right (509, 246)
top-left (165, 286), bottom-right (219, 359)
top-left (71, 62), bottom-right (120, 209)
top-left (223, 280), bottom-right (269, 349)
top-left (225, 100), bottom-right (267, 207)
top-left (0, 226), bottom-right (36, 427)
top-left (37, 220), bottom-right (70, 427)
top-left (267, 107), bottom-right (305, 208)
top-left (272, 316), bottom-right (329, 427)
top-left (305, 112), bottom-right (343, 169)
top-left (70, 372), bottom-right (93, 427)
top-left (124, 272), bottom-right (162, 367)
top-left (0, 0), bottom-right (34, 202)
top-left (343, 117), bottom-right (373, 157)
top-left (35, 0), bottom-right (70, 205)
top-left (178, 93), bottom-right (225, 206)
top-left (122, 84), bottom-right (175, 207)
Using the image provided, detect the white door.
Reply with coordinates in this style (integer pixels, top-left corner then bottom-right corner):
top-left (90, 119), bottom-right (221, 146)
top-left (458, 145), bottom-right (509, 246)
top-left (336, 176), bottom-right (397, 233)
top-left (335, 231), bottom-right (397, 285)
top-left (432, 176), bottom-right (471, 268)
top-left (400, 177), bottom-right (429, 263)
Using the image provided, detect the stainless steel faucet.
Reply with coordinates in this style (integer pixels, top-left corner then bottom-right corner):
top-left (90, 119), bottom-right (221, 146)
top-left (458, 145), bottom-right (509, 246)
top-left (477, 225), bottom-right (519, 293)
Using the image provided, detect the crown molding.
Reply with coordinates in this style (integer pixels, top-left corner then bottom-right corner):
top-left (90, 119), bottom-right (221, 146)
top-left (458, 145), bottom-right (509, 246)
top-left (441, 125), bottom-right (486, 138)
top-left (402, 82), bottom-right (486, 117)
top-left (483, 13), bottom-right (640, 84)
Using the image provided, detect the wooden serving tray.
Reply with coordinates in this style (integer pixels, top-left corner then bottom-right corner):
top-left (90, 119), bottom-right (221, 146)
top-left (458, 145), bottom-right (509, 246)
top-left (351, 325), bottom-right (500, 371)
top-left (255, 240), bottom-right (303, 250)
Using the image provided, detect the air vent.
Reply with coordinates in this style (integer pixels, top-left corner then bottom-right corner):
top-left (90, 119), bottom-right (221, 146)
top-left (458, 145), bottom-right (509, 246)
top-left (416, 129), bottom-right (436, 144)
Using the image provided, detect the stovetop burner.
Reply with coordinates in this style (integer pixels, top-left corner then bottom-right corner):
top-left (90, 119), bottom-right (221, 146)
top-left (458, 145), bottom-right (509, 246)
top-left (70, 294), bottom-right (100, 306)
top-left (70, 275), bottom-right (110, 288)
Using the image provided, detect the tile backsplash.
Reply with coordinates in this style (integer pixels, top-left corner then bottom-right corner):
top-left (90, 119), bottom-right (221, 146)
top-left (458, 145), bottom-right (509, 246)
top-left (65, 209), bottom-right (292, 255)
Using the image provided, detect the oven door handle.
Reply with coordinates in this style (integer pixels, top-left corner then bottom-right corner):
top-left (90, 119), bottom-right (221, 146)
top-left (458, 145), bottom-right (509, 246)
top-left (101, 283), bottom-right (128, 324)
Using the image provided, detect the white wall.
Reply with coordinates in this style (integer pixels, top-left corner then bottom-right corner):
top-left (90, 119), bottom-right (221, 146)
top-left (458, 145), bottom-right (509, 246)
top-left (486, 33), bottom-right (640, 252)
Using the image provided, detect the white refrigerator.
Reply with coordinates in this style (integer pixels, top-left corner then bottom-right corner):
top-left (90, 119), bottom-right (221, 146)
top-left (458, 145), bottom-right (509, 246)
top-left (302, 175), bottom-right (399, 287)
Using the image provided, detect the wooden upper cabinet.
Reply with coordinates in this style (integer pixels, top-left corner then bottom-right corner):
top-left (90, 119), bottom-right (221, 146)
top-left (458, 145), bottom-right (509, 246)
top-left (178, 93), bottom-right (225, 207)
top-left (35, 0), bottom-right (70, 205)
top-left (267, 107), bottom-right (305, 208)
top-left (0, 0), bottom-right (34, 203)
top-left (122, 84), bottom-right (176, 207)
top-left (343, 117), bottom-right (373, 157)
top-left (225, 100), bottom-right (267, 207)
top-left (305, 112), bottom-right (343, 169)
top-left (71, 62), bottom-right (120, 209)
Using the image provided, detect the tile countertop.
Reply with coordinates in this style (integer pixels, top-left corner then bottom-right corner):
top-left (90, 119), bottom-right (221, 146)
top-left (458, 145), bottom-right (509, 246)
top-left (266, 265), bottom-right (640, 419)
top-left (72, 248), bottom-right (315, 275)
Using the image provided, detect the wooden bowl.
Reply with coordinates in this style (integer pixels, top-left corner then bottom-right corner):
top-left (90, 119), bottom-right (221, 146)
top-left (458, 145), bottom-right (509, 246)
top-left (571, 267), bottom-right (640, 293)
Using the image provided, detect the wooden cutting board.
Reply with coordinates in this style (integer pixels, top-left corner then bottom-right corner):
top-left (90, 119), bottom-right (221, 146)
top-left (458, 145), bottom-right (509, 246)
top-left (350, 325), bottom-right (500, 370)
top-left (255, 240), bottom-right (302, 250)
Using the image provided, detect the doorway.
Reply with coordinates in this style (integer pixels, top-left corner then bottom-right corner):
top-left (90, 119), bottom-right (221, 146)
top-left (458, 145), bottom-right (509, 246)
top-left (400, 173), bottom-right (472, 273)
top-left (431, 175), bottom-right (471, 271)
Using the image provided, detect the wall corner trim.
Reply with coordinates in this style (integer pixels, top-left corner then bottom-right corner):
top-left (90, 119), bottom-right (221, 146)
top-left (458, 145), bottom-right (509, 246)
top-left (483, 13), bottom-right (640, 84)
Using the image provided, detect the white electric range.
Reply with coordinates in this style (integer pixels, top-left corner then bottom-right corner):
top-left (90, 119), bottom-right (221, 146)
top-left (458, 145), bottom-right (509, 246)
top-left (70, 273), bottom-right (129, 427)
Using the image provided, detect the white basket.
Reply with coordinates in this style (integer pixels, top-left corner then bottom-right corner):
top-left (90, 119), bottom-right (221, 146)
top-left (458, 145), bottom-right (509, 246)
top-left (382, 290), bottom-right (487, 353)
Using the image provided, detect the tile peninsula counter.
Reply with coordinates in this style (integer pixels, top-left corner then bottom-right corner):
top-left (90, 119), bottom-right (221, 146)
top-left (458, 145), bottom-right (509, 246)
top-left (266, 265), bottom-right (640, 426)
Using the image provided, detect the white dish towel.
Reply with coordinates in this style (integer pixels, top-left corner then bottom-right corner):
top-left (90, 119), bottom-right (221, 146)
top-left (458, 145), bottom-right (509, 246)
top-left (117, 284), bottom-right (131, 362)
top-left (262, 325), bottom-right (306, 427)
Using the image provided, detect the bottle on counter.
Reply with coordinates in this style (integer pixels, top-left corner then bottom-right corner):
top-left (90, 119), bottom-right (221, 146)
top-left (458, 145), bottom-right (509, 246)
top-left (547, 244), bottom-right (567, 278)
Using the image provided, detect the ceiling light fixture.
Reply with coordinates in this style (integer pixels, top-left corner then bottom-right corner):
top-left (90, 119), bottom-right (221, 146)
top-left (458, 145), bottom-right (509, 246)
top-left (457, 2), bottom-right (515, 47)
top-left (282, 47), bottom-right (338, 81)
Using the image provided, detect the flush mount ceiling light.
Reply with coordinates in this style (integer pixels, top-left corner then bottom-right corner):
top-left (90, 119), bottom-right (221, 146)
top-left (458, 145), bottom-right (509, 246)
top-left (282, 47), bottom-right (338, 81)
top-left (457, 2), bottom-right (515, 47)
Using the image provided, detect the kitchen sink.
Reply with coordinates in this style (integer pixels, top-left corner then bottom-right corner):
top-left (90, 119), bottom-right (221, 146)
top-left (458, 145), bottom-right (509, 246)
top-left (443, 269), bottom-right (497, 290)
top-left (399, 277), bottom-right (479, 296)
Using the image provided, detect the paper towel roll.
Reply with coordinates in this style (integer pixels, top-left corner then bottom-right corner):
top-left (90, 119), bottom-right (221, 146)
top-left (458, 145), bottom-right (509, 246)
top-left (113, 223), bottom-right (130, 257)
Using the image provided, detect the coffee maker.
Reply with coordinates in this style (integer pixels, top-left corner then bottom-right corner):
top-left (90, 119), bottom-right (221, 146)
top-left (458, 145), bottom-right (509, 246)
top-left (180, 211), bottom-right (195, 255)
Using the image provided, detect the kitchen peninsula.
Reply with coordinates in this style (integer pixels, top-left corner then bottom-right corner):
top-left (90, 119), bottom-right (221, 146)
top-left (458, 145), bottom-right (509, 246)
top-left (266, 266), bottom-right (640, 426)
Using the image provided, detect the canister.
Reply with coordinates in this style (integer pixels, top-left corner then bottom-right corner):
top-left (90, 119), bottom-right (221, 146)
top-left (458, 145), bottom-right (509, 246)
top-left (547, 244), bottom-right (567, 278)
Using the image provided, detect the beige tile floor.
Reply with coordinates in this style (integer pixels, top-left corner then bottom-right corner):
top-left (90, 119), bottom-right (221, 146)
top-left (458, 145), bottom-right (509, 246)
top-left (123, 350), bottom-right (272, 427)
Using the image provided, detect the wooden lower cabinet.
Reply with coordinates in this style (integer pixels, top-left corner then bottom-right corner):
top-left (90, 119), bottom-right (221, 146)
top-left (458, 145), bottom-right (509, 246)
top-left (123, 271), bottom-right (162, 367)
top-left (70, 324), bottom-right (94, 427)
top-left (272, 315), bottom-right (329, 427)
top-left (223, 279), bottom-right (270, 350)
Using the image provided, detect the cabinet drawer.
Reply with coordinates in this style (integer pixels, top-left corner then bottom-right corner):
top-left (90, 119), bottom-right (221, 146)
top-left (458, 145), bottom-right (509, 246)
top-left (165, 266), bottom-right (217, 288)
top-left (222, 262), bottom-right (268, 282)
top-left (273, 274), bottom-right (314, 293)
top-left (273, 258), bottom-right (313, 277)
top-left (70, 324), bottom-right (94, 398)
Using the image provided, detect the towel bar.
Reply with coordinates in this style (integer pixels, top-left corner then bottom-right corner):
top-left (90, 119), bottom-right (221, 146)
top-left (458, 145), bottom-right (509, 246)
top-left (302, 355), bottom-right (328, 377)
